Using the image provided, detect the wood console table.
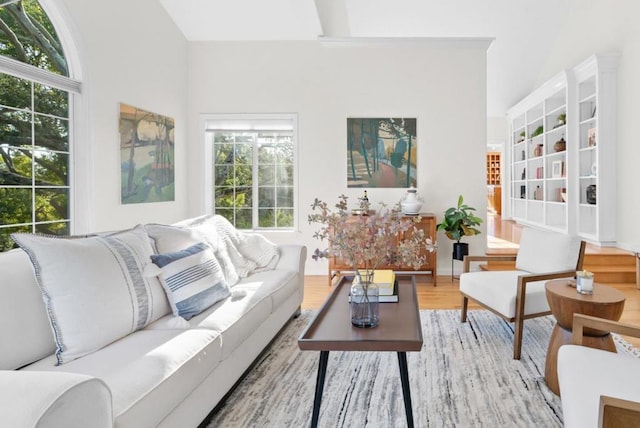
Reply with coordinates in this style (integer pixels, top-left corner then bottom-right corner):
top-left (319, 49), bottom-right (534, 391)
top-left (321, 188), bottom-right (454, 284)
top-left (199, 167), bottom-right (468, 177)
top-left (328, 213), bottom-right (437, 286)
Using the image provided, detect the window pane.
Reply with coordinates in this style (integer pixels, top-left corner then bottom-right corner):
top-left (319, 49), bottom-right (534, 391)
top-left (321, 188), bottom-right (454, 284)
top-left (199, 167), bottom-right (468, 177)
top-left (34, 150), bottom-right (68, 186)
top-left (35, 188), bottom-right (68, 222)
top-left (214, 164), bottom-right (233, 186)
top-left (0, 108), bottom-right (32, 147)
top-left (258, 187), bottom-right (275, 208)
top-left (34, 114), bottom-right (69, 151)
top-left (277, 187), bottom-right (293, 207)
top-left (258, 164), bottom-right (275, 185)
top-left (0, 147), bottom-right (32, 185)
top-left (0, 74), bottom-right (31, 109)
top-left (277, 208), bottom-right (294, 227)
top-left (34, 84), bottom-right (69, 117)
top-left (235, 209), bottom-right (252, 229)
top-left (36, 221), bottom-right (69, 236)
top-left (0, 187), bottom-right (31, 225)
top-left (277, 165), bottom-right (293, 185)
top-left (235, 164), bottom-right (252, 187)
top-left (257, 144), bottom-right (276, 164)
top-left (258, 208), bottom-right (275, 228)
top-left (216, 208), bottom-right (234, 224)
top-left (276, 143), bottom-right (294, 164)
top-left (214, 142), bottom-right (234, 161)
top-left (215, 187), bottom-right (235, 208)
top-left (0, 2), bottom-right (69, 76)
top-left (235, 187), bottom-right (252, 208)
top-left (0, 224), bottom-right (30, 252)
top-left (235, 143), bottom-right (252, 164)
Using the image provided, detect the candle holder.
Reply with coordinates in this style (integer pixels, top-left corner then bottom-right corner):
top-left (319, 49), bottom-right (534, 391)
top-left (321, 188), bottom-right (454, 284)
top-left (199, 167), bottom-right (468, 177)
top-left (576, 270), bottom-right (594, 294)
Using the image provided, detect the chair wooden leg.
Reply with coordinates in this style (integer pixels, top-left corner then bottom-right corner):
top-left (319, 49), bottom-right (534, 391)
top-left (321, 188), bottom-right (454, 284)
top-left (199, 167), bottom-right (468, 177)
top-left (461, 295), bottom-right (468, 323)
top-left (513, 316), bottom-right (524, 360)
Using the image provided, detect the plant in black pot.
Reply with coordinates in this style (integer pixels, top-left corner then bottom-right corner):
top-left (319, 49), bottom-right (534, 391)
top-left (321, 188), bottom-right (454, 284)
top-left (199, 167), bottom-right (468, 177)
top-left (436, 195), bottom-right (483, 261)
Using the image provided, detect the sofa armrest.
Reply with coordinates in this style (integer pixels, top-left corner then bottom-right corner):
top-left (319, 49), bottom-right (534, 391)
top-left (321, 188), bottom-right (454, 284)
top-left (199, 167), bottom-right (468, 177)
top-left (0, 371), bottom-right (112, 428)
top-left (572, 314), bottom-right (640, 345)
top-left (275, 245), bottom-right (307, 274)
top-left (599, 395), bottom-right (640, 428)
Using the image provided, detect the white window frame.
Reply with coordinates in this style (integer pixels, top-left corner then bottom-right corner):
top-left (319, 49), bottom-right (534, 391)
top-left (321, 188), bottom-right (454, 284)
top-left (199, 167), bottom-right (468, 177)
top-left (202, 113), bottom-right (298, 231)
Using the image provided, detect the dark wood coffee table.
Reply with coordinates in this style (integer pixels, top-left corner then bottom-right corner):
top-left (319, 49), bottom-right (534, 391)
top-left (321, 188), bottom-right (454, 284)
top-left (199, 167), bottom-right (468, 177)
top-left (544, 279), bottom-right (626, 395)
top-left (298, 275), bottom-right (422, 428)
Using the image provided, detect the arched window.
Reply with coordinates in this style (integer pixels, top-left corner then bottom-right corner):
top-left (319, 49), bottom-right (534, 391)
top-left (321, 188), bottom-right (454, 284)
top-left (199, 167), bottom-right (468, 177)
top-left (0, 0), bottom-right (80, 251)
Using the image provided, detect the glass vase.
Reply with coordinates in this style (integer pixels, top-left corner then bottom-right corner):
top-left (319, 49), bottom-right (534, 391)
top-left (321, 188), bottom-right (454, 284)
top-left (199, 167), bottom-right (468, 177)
top-left (350, 271), bottom-right (379, 328)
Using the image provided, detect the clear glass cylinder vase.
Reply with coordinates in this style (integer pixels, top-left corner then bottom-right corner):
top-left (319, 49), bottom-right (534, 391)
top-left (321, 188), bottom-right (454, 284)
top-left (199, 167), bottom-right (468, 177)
top-left (350, 271), bottom-right (379, 328)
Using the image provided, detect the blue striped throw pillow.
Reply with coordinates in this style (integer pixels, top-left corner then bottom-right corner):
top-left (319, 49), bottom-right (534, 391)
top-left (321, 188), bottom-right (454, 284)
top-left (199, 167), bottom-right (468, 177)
top-left (151, 242), bottom-right (230, 320)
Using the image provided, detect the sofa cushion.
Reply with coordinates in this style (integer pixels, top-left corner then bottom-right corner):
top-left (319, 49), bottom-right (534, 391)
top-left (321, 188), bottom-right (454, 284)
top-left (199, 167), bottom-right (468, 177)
top-left (23, 328), bottom-right (222, 428)
top-left (187, 269), bottom-right (298, 358)
top-left (150, 242), bottom-right (230, 320)
top-left (459, 270), bottom-right (550, 318)
top-left (145, 223), bottom-right (240, 286)
top-left (558, 344), bottom-right (640, 427)
top-left (0, 249), bottom-right (56, 370)
top-left (11, 226), bottom-right (170, 365)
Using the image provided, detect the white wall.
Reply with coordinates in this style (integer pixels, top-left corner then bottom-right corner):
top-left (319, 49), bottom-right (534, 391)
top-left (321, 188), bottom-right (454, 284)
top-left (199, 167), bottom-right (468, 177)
top-left (187, 38), bottom-right (491, 275)
top-left (524, 0), bottom-right (640, 252)
top-left (59, 0), bottom-right (189, 232)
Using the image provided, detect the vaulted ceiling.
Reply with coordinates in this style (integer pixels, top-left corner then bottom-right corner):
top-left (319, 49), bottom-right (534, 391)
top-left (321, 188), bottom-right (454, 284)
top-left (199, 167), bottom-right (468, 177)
top-left (160, 0), bottom-right (571, 117)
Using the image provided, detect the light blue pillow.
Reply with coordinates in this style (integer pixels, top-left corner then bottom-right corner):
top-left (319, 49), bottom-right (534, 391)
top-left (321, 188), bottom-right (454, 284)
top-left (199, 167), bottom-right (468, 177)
top-left (151, 242), bottom-right (230, 320)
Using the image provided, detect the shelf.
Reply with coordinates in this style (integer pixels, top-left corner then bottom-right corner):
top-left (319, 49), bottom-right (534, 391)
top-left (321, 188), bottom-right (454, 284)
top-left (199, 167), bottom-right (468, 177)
top-left (506, 54), bottom-right (618, 243)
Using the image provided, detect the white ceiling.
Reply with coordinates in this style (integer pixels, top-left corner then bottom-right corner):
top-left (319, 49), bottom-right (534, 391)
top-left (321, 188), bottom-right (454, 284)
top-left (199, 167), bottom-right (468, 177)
top-left (160, 0), bottom-right (571, 116)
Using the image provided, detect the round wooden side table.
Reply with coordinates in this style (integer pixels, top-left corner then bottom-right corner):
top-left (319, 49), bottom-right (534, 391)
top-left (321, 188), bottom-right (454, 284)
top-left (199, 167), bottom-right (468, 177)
top-left (544, 279), bottom-right (626, 395)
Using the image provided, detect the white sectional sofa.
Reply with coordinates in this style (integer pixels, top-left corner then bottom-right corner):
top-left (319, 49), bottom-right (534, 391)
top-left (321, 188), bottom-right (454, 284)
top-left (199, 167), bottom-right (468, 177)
top-left (0, 215), bottom-right (306, 427)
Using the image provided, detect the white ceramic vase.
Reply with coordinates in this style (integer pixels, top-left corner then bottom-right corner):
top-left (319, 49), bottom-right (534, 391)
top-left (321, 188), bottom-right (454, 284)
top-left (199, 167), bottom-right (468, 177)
top-left (400, 187), bottom-right (423, 215)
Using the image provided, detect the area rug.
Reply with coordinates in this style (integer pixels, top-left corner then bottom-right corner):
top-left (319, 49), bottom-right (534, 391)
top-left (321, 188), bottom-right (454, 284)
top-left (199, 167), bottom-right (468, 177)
top-left (206, 310), bottom-right (629, 427)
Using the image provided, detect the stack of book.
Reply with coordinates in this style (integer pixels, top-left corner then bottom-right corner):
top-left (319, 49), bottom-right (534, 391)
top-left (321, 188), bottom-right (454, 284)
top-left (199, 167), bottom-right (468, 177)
top-left (373, 269), bottom-right (398, 303)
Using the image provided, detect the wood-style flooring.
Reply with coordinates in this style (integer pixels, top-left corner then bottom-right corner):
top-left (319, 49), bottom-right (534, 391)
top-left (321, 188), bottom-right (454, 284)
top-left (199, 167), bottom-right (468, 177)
top-left (301, 215), bottom-right (640, 347)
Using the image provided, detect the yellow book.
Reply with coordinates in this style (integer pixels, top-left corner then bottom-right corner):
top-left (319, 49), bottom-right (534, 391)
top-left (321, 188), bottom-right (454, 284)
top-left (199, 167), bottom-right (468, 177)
top-left (373, 270), bottom-right (395, 296)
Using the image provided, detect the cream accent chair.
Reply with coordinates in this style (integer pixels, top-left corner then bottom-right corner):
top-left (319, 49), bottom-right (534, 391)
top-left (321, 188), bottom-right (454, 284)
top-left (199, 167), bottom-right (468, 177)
top-left (558, 314), bottom-right (640, 428)
top-left (459, 227), bottom-right (586, 359)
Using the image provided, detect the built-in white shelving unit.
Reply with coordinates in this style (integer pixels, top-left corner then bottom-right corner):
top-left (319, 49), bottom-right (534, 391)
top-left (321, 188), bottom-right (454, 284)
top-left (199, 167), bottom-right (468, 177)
top-left (506, 54), bottom-right (618, 245)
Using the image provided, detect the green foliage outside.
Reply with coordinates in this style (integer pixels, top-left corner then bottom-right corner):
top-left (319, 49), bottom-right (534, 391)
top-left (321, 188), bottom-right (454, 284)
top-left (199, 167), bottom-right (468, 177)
top-left (0, 0), bottom-right (70, 251)
top-left (213, 131), bottom-right (294, 229)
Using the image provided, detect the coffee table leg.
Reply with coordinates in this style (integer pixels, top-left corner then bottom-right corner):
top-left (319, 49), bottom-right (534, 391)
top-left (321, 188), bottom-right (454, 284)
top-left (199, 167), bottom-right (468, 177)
top-left (311, 351), bottom-right (329, 428)
top-left (397, 352), bottom-right (415, 428)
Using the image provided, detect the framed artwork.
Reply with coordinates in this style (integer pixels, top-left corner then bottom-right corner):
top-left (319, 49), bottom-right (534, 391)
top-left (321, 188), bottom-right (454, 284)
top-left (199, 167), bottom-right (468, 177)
top-left (551, 160), bottom-right (564, 178)
top-left (346, 118), bottom-right (417, 188)
top-left (588, 128), bottom-right (597, 147)
top-left (120, 103), bottom-right (175, 204)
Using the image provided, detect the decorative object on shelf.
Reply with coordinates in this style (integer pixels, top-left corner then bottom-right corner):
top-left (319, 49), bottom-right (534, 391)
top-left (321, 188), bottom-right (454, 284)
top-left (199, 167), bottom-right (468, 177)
top-left (520, 185), bottom-right (526, 199)
top-left (576, 270), bottom-right (594, 294)
top-left (534, 185), bottom-right (543, 201)
top-left (552, 160), bottom-right (564, 178)
top-left (521, 168), bottom-right (526, 180)
top-left (588, 128), bottom-right (597, 147)
top-left (309, 194), bottom-right (435, 327)
top-left (533, 144), bottom-right (543, 157)
top-left (349, 270), bottom-right (379, 327)
top-left (560, 188), bottom-right (567, 202)
top-left (436, 195), bottom-right (483, 261)
top-left (400, 187), bottom-right (423, 215)
top-left (557, 112), bottom-right (566, 126)
top-left (521, 150), bottom-right (525, 160)
top-left (586, 185), bottom-right (597, 204)
top-left (531, 125), bottom-right (544, 138)
top-left (553, 137), bottom-right (566, 152)
top-left (518, 131), bottom-right (525, 143)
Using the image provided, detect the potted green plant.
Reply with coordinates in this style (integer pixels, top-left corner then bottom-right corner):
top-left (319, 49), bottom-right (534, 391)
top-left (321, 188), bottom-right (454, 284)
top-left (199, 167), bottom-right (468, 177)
top-left (436, 195), bottom-right (483, 261)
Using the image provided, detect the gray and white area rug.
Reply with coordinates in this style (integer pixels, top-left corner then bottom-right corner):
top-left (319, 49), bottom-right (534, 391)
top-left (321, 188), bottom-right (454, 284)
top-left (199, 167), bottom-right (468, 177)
top-left (207, 310), bottom-right (631, 427)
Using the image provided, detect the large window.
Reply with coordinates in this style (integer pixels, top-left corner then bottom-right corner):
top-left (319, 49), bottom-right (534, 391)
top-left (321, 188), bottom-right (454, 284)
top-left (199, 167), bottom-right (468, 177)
top-left (205, 114), bottom-right (297, 230)
top-left (0, 0), bottom-right (78, 251)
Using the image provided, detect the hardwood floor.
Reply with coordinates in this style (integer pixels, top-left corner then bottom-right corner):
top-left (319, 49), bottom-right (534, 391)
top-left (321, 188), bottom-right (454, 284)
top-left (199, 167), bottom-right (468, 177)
top-left (302, 214), bottom-right (640, 347)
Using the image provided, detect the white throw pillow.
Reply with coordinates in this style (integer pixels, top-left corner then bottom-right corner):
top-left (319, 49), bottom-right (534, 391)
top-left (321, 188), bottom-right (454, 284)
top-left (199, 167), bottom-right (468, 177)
top-left (150, 242), bottom-right (230, 320)
top-left (11, 225), bottom-right (170, 365)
